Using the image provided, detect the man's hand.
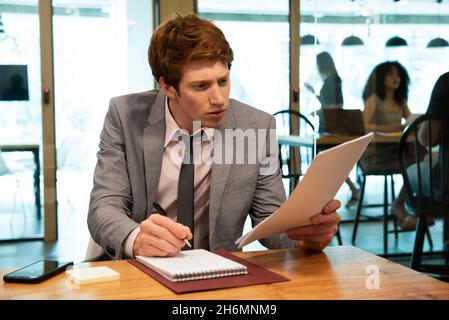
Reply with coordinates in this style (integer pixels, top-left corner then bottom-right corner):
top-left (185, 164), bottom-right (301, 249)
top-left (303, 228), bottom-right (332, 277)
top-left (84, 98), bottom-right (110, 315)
top-left (133, 213), bottom-right (193, 257)
top-left (286, 199), bottom-right (341, 251)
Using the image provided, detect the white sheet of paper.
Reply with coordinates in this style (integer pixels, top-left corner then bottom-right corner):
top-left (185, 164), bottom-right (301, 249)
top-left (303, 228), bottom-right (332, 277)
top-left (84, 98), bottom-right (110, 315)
top-left (236, 132), bottom-right (374, 248)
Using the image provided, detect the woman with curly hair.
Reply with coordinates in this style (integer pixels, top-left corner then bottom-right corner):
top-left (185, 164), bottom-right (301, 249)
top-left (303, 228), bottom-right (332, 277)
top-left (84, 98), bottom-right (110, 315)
top-left (360, 61), bottom-right (431, 230)
top-left (362, 61), bottom-right (411, 134)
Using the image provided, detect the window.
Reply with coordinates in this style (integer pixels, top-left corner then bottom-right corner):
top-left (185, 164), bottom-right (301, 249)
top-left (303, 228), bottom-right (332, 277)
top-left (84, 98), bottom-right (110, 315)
top-left (300, 0), bottom-right (449, 119)
top-left (198, 0), bottom-right (290, 115)
top-left (52, 0), bottom-right (154, 242)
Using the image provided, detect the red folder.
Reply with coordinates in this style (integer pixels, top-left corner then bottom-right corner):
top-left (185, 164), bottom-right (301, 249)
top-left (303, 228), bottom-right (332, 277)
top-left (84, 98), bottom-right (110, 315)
top-left (128, 250), bottom-right (289, 294)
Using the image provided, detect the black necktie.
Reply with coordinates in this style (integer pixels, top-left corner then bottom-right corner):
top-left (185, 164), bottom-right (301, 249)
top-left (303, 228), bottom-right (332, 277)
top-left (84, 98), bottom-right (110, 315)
top-left (177, 134), bottom-right (195, 250)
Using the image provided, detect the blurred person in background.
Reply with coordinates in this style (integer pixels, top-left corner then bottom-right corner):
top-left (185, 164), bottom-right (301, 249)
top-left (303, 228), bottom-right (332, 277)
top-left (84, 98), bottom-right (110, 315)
top-left (305, 51), bottom-right (359, 208)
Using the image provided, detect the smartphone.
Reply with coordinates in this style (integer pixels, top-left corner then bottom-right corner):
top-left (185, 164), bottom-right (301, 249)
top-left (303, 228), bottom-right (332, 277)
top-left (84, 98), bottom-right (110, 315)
top-left (3, 260), bottom-right (73, 284)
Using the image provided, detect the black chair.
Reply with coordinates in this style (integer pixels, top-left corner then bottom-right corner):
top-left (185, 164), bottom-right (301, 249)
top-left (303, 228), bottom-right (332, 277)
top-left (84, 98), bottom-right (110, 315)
top-left (273, 110), bottom-right (315, 193)
top-left (274, 110), bottom-right (342, 245)
top-left (352, 144), bottom-right (433, 257)
top-left (398, 113), bottom-right (449, 274)
top-left (351, 165), bottom-right (402, 256)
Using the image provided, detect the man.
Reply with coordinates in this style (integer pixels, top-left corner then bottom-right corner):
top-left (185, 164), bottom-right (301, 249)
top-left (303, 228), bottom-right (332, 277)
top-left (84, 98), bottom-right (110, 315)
top-left (87, 14), bottom-right (340, 260)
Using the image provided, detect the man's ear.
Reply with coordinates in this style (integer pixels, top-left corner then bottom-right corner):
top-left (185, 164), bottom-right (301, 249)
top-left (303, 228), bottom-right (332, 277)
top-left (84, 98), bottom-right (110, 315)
top-left (159, 77), bottom-right (177, 99)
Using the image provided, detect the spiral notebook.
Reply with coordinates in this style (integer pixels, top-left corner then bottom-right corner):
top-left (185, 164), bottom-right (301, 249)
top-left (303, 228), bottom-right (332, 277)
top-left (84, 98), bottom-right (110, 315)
top-left (135, 249), bottom-right (248, 282)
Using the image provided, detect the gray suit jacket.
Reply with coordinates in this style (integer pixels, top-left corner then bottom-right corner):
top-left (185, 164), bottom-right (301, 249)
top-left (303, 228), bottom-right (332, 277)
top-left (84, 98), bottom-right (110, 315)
top-left (88, 90), bottom-right (297, 259)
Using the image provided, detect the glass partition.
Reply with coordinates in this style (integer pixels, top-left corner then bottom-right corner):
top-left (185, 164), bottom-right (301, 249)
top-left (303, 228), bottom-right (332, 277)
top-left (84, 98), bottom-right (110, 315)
top-left (0, 1), bottom-right (44, 241)
top-left (300, 0), bottom-right (449, 124)
top-left (52, 0), bottom-right (154, 245)
top-left (300, 0), bottom-right (449, 252)
top-left (198, 0), bottom-right (290, 115)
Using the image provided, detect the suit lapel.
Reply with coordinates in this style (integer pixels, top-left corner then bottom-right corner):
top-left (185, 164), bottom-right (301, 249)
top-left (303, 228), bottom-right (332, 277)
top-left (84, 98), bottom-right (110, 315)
top-left (141, 93), bottom-right (237, 238)
top-left (209, 105), bottom-right (236, 240)
top-left (142, 91), bottom-right (166, 220)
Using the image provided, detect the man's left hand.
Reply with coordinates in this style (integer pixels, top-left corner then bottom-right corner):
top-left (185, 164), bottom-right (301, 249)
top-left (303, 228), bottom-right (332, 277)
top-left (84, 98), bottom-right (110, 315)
top-left (286, 199), bottom-right (341, 251)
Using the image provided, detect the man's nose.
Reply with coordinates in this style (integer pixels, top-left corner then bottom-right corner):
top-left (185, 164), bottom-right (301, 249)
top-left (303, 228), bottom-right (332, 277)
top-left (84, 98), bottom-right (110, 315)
top-left (209, 84), bottom-right (226, 106)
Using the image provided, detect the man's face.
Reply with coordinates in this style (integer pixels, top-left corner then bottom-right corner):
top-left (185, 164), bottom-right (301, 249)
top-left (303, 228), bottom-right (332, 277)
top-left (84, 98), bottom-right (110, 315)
top-left (160, 59), bottom-right (230, 133)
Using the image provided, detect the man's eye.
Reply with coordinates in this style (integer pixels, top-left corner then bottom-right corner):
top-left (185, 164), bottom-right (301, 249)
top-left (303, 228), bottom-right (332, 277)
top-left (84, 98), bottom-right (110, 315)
top-left (194, 83), bottom-right (208, 90)
top-left (219, 79), bottom-right (228, 86)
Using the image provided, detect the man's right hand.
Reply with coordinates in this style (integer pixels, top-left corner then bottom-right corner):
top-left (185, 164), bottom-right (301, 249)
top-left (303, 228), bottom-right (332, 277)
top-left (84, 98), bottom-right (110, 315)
top-left (133, 213), bottom-right (192, 257)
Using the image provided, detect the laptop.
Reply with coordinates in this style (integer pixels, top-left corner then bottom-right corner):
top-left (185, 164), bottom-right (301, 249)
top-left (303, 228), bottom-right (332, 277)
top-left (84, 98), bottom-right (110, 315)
top-left (320, 109), bottom-right (366, 135)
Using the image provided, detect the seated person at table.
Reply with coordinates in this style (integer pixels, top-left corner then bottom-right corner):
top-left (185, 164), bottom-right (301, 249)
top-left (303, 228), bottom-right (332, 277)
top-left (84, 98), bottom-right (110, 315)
top-left (87, 14), bottom-right (341, 259)
top-left (359, 61), bottom-right (419, 230)
top-left (391, 72), bottom-right (449, 230)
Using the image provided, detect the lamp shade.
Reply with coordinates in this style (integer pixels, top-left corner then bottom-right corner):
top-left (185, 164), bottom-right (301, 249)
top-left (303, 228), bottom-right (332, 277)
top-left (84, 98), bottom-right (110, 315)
top-left (427, 37), bottom-right (449, 48)
top-left (386, 36), bottom-right (408, 47)
top-left (341, 35), bottom-right (364, 46)
top-left (301, 34), bottom-right (320, 45)
top-left (0, 13), bottom-right (4, 34)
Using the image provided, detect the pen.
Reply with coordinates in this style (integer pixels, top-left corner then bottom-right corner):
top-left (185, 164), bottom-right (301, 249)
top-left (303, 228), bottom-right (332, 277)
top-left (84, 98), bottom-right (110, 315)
top-left (152, 202), bottom-right (192, 248)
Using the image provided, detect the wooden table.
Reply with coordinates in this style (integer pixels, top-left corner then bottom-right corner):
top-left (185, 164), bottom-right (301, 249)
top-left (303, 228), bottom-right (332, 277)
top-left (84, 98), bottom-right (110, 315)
top-left (0, 144), bottom-right (41, 221)
top-left (2, 246), bottom-right (449, 300)
top-left (277, 133), bottom-right (403, 149)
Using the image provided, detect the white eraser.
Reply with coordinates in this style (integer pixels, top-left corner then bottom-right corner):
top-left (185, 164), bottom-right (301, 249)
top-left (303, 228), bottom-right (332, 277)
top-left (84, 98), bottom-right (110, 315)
top-left (66, 266), bottom-right (120, 285)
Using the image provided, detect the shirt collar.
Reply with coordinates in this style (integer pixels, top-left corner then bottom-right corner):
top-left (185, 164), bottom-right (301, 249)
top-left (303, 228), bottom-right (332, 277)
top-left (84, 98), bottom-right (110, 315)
top-left (164, 97), bottom-right (215, 148)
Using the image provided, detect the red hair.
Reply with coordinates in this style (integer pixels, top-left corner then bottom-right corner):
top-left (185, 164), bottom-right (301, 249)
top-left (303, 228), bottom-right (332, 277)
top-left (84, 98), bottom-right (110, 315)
top-left (148, 14), bottom-right (233, 90)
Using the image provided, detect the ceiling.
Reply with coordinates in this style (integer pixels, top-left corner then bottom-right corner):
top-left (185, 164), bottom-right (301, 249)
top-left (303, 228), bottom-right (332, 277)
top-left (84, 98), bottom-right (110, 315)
top-left (300, 0), bottom-right (449, 16)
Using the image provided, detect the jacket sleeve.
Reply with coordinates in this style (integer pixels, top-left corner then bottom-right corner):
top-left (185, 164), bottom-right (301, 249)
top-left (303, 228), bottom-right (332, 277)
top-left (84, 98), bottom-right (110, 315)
top-left (87, 98), bottom-right (140, 259)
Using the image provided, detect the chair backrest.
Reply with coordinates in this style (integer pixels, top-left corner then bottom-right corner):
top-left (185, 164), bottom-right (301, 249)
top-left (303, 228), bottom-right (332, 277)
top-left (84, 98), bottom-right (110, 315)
top-left (84, 236), bottom-right (107, 261)
top-left (274, 110), bottom-right (315, 137)
top-left (398, 113), bottom-right (449, 215)
top-left (273, 110), bottom-right (315, 192)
